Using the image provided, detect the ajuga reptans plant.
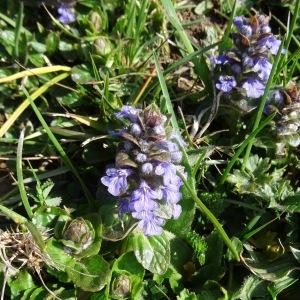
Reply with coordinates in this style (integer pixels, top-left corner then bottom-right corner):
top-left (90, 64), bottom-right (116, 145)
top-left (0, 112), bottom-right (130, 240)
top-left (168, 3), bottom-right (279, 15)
top-left (101, 105), bottom-right (186, 236)
top-left (211, 14), bottom-right (284, 110)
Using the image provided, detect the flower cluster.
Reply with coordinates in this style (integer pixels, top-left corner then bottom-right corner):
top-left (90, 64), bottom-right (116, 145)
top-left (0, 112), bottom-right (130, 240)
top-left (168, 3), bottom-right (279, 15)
top-left (57, 3), bottom-right (76, 24)
top-left (212, 15), bottom-right (283, 99)
top-left (101, 105), bottom-right (186, 236)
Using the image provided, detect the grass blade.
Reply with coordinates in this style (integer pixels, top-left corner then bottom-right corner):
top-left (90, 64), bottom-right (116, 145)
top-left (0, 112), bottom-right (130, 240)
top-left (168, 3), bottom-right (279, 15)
top-left (161, 0), bottom-right (194, 54)
top-left (0, 66), bottom-right (71, 84)
top-left (153, 53), bottom-right (178, 130)
top-left (0, 72), bottom-right (70, 138)
top-left (17, 129), bottom-right (33, 219)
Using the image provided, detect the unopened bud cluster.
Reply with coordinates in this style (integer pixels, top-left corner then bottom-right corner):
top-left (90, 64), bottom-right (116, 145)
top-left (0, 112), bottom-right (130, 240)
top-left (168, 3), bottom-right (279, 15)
top-left (101, 105), bottom-right (185, 236)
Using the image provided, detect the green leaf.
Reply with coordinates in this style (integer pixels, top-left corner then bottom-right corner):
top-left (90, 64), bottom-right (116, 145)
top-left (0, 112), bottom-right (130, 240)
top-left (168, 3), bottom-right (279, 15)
top-left (45, 238), bottom-right (76, 278)
top-left (196, 231), bottom-right (225, 284)
top-left (71, 65), bottom-right (94, 84)
top-left (46, 32), bottom-right (59, 55)
top-left (290, 246), bottom-right (300, 263)
top-left (132, 230), bottom-right (170, 275)
top-left (176, 289), bottom-right (198, 300)
top-left (67, 255), bottom-right (110, 292)
top-left (242, 244), bottom-right (296, 281)
top-left (111, 252), bottom-right (144, 299)
top-left (195, 1), bottom-right (213, 15)
top-left (113, 252), bottom-right (144, 276)
top-left (33, 206), bottom-right (69, 228)
top-left (8, 271), bottom-right (36, 297)
top-left (233, 276), bottom-right (268, 300)
top-left (153, 265), bottom-right (182, 292)
top-left (280, 193), bottom-right (300, 212)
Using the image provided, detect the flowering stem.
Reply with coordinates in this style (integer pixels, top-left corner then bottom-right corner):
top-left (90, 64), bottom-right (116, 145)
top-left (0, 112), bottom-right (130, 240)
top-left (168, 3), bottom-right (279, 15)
top-left (242, 36), bottom-right (285, 169)
top-left (177, 172), bottom-right (240, 261)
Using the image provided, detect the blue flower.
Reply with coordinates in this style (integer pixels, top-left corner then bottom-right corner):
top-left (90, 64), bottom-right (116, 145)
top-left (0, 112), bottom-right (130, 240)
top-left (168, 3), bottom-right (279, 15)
top-left (57, 4), bottom-right (76, 24)
top-left (216, 76), bottom-right (237, 93)
top-left (242, 55), bottom-right (254, 68)
top-left (101, 168), bottom-right (132, 196)
top-left (168, 203), bottom-right (182, 219)
top-left (133, 211), bottom-right (165, 236)
top-left (242, 78), bottom-right (265, 98)
top-left (156, 140), bottom-right (182, 162)
top-left (130, 123), bottom-right (142, 136)
top-left (210, 55), bottom-right (230, 66)
top-left (257, 35), bottom-right (282, 55)
top-left (253, 57), bottom-right (272, 81)
top-left (130, 180), bottom-right (161, 212)
top-left (155, 162), bottom-right (178, 185)
top-left (118, 198), bottom-right (131, 215)
top-left (160, 184), bottom-right (182, 204)
top-left (115, 105), bottom-right (141, 122)
top-left (233, 16), bottom-right (252, 36)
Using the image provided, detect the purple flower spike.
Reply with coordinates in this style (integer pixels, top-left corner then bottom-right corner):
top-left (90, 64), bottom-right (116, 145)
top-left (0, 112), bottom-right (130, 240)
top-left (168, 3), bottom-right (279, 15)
top-left (253, 57), bottom-right (272, 81)
top-left (242, 78), bottom-right (265, 98)
top-left (216, 76), bottom-right (237, 93)
top-left (115, 105), bottom-right (141, 122)
top-left (101, 105), bottom-right (185, 236)
top-left (101, 168), bottom-right (132, 196)
top-left (58, 4), bottom-right (76, 24)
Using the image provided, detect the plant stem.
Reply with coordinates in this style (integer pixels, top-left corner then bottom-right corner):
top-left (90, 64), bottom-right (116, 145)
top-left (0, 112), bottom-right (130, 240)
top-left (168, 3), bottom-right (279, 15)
top-left (177, 173), bottom-right (240, 261)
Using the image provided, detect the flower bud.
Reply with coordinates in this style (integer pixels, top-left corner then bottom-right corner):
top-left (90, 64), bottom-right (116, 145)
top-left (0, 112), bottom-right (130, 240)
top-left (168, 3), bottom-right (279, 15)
top-left (111, 275), bottom-right (131, 298)
top-left (62, 218), bottom-right (94, 254)
top-left (141, 163), bottom-right (153, 174)
top-left (130, 123), bottom-right (142, 136)
top-left (94, 37), bottom-right (111, 56)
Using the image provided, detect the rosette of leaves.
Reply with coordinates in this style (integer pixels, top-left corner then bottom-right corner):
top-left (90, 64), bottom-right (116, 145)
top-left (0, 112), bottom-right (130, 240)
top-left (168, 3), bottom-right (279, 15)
top-left (227, 155), bottom-right (293, 206)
